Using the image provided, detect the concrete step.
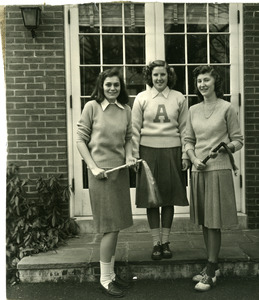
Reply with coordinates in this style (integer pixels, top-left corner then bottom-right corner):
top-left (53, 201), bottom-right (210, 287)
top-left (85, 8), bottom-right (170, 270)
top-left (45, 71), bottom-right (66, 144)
top-left (76, 213), bottom-right (248, 233)
top-left (17, 229), bottom-right (259, 283)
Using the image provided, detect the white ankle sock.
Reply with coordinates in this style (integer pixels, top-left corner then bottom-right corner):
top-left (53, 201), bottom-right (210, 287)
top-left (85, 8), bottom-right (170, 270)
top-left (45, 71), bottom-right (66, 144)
top-left (151, 228), bottom-right (161, 246)
top-left (100, 261), bottom-right (112, 289)
top-left (110, 255), bottom-right (116, 281)
top-left (161, 228), bottom-right (170, 244)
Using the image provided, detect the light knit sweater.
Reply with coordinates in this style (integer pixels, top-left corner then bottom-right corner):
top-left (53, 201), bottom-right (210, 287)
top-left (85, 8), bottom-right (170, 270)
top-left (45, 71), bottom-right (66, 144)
top-left (77, 99), bottom-right (132, 168)
top-left (184, 99), bottom-right (243, 172)
top-left (132, 86), bottom-right (188, 159)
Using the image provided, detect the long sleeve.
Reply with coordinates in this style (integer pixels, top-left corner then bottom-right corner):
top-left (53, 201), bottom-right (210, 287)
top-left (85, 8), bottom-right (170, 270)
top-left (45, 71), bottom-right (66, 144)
top-left (184, 108), bottom-right (196, 153)
top-left (77, 101), bottom-right (93, 144)
top-left (226, 105), bottom-right (243, 152)
top-left (178, 97), bottom-right (189, 159)
top-left (131, 94), bottom-right (143, 158)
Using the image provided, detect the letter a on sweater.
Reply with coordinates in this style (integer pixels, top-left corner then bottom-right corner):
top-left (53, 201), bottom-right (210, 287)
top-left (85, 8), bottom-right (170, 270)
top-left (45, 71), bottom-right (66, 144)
top-left (153, 104), bottom-right (171, 123)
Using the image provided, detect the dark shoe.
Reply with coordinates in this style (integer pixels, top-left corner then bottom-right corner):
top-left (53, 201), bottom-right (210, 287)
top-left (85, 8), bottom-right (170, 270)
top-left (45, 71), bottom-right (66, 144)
top-left (151, 242), bottom-right (162, 260)
top-left (162, 242), bottom-right (172, 259)
top-left (100, 282), bottom-right (125, 298)
top-left (113, 275), bottom-right (131, 289)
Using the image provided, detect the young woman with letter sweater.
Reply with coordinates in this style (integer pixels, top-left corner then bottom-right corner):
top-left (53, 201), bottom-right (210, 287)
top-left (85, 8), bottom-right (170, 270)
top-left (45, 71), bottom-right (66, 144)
top-left (132, 60), bottom-right (190, 261)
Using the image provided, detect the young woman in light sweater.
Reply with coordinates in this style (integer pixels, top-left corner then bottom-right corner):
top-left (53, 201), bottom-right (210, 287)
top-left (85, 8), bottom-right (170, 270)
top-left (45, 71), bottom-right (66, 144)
top-left (77, 68), bottom-right (137, 298)
top-left (132, 60), bottom-right (190, 260)
top-left (184, 65), bottom-right (243, 291)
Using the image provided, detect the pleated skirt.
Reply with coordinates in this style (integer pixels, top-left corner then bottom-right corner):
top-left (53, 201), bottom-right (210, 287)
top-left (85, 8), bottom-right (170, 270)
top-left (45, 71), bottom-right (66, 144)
top-left (88, 168), bottom-right (133, 233)
top-left (190, 170), bottom-right (238, 229)
top-left (136, 146), bottom-right (189, 208)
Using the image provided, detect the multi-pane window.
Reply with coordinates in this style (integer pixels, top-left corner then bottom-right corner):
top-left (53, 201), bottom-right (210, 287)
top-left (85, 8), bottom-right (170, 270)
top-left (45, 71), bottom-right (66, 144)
top-left (164, 3), bottom-right (230, 105)
top-left (78, 3), bottom-right (146, 110)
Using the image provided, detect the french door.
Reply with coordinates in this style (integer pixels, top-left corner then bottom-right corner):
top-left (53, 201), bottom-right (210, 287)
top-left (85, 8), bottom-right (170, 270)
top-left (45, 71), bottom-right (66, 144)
top-left (65, 3), bottom-right (244, 218)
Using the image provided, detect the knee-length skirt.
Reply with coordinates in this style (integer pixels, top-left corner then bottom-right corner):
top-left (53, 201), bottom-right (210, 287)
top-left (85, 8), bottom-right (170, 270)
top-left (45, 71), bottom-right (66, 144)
top-left (190, 170), bottom-right (238, 229)
top-left (88, 168), bottom-right (133, 233)
top-left (136, 146), bottom-right (189, 208)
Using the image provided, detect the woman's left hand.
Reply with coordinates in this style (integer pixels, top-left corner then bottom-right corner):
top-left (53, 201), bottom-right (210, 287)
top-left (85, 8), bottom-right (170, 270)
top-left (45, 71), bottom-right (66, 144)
top-left (182, 159), bottom-right (191, 171)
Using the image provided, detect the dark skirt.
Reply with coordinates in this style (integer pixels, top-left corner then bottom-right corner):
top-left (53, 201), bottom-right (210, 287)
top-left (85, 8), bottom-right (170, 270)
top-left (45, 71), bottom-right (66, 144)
top-left (190, 170), bottom-right (238, 229)
top-left (88, 168), bottom-right (133, 233)
top-left (136, 146), bottom-right (189, 208)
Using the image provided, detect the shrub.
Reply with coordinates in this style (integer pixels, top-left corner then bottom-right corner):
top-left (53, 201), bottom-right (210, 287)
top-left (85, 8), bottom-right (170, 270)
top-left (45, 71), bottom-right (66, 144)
top-left (6, 164), bottom-right (80, 284)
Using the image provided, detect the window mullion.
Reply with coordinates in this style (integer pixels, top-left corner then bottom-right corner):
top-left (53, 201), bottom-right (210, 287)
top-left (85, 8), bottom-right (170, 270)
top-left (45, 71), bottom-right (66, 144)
top-left (122, 4), bottom-right (126, 80)
top-left (207, 3), bottom-right (210, 65)
top-left (184, 3), bottom-right (188, 97)
top-left (99, 4), bottom-right (103, 71)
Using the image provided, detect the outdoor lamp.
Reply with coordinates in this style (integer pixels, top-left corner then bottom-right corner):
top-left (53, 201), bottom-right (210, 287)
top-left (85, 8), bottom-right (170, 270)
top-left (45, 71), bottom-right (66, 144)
top-left (20, 6), bottom-right (41, 38)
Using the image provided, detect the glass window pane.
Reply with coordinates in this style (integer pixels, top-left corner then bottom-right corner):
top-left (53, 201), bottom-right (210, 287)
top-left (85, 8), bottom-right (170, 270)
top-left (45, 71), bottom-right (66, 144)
top-left (125, 36), bottom-right (145, 64)
top-left (215, 65), bottom-right (230, 94)
top-left (164, 3), bottom-right (184, 33)
top-left (103, 36), bottom-right (123, 64)
top-left (128, 96), bottom-right (136, 109)
top-left (173, 66), bottom-right (186, 94)
top-left (188, 35), bottom-right (207, 63)
top-left (81, 97), bottom-right (91, 112)
top-left (79, 4), bottom-right (100, 33)
top-left (80, 67), bottom-right (100, 96)
top-left (103, 66), bottom-right (123, 73)
top-left (102, 4), bottom-right (122, 33)
top-left (125, 4), bottom-right (145, 33)
top-left (188, 96), bottom-right (199, 108)
top-left (210, 35), bottom-right (229, 63)
top-left (209, 3), bottom-right (229, 32)
top-left (224, 96), bottom-right (231, 103)
top-left (82, 160), bottom-right (89, 189)
top-left (165, 35), bottom-right (185, 64)
top-left (187, 4), bottom-right (207, 32)
top-left (126, 66), bottom-right (145, 96)
top-left (80, 36), bottom-right (100, 65)
top-left (188, 65), bottom-right (199, 95)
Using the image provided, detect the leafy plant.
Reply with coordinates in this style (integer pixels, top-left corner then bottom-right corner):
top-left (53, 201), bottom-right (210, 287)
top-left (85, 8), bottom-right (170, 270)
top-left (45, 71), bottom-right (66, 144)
top-left (6, 164), bottom-right (80, 284)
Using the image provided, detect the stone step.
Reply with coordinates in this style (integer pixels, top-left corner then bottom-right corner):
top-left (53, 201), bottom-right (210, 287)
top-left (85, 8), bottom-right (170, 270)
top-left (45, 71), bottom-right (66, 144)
top-left (76, 213), bottom-right (248, 233)
top-left (17, 229), bottom-right (259, 283)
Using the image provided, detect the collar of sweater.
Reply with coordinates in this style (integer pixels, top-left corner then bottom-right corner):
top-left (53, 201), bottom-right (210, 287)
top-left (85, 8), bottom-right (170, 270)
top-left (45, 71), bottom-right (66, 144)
top-left (101, 99), bottom-right (125, 111)
top-left (151, 86), bottom-right (170, 99)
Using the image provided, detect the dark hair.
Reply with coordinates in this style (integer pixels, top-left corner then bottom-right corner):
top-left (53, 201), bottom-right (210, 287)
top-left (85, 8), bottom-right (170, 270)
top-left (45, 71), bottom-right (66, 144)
top-left (143, 60), bottom-right (177, 89)
top-left (193, 65), bottom-right (224, 102)
top-left (91, 68), bottom-right (129, 105)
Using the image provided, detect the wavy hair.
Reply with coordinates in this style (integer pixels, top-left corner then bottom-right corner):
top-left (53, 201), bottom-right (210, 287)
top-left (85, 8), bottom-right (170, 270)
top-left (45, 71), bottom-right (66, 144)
top-left (193, 65), bottom-right (224, 102)
top-left (143, 60), bottom-right (177, 89)
top-left (91, 68), bottom-right (129, 105)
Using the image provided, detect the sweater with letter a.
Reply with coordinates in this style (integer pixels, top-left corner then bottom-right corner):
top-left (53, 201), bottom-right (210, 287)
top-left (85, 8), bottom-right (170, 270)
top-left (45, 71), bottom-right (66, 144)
top-left (132, 86), bottom-right (188, 159)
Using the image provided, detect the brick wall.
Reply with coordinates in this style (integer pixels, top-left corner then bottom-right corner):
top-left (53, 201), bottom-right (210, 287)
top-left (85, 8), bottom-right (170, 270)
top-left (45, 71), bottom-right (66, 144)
top-left (243, 4), bottom-right (259, 229)
top-left (5, 5), bottom-right (68, 196)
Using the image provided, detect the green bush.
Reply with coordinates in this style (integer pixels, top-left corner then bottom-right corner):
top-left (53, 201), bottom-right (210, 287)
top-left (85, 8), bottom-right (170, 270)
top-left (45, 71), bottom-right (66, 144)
top-left (6, 164), bottom-right (80, 284)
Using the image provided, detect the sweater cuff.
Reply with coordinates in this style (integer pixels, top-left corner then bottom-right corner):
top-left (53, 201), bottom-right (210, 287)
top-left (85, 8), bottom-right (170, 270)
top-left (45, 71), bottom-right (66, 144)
top-left (185, 143), bottom-right (195, 153)
top-left (182, 152), bottom-right (189, 160)
top-left (133, 150), bottom-right (140, 159)
top-left (229, 141), bottom-right (243, 152)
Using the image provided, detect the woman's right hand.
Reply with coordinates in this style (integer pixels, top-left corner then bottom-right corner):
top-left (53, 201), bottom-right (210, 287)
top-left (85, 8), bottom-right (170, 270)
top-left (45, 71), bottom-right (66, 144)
top-left (91, 167), bottom-right (107, 180)
top-left (193, 158), bottom-right (206, 170)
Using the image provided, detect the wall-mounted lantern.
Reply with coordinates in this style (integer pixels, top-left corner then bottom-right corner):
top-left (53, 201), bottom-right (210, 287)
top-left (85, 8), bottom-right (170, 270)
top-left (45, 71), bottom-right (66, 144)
top-left (20, 6), bottom-right (41, 38)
